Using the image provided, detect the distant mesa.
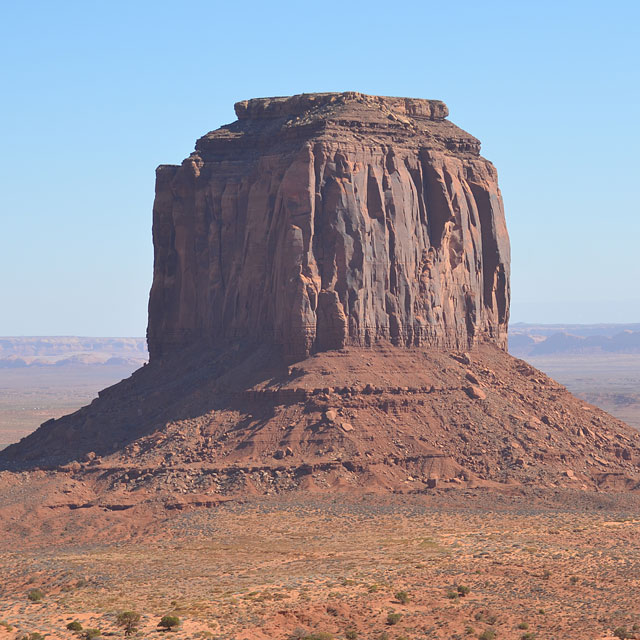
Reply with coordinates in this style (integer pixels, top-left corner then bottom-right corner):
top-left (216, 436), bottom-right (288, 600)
top-left (509, 324), bottom-right (640, 357)
top-left (1, 93), bottom-right (639, 497)
top-left (0, 337), bottom-right (147, 368)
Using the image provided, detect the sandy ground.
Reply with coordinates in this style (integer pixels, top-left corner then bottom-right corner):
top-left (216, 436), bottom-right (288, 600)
top-left (0, 365), bottom-right (140, 449)
top-left (1, 349), bottom-right (638, 639)
top-left (1, 493), bottom-right (639, 640)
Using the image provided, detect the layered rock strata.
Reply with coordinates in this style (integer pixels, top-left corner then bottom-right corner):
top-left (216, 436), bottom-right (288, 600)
top-left (1, 93), bottom-right (640, 496)
top-left (147, 92), bottom-right (510, 361)
top-left (2, 343), bottom-right (640, 493)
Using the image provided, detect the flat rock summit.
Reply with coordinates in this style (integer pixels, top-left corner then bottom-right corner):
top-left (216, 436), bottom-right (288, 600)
top-left (2, 92), bottom-right (639, 503)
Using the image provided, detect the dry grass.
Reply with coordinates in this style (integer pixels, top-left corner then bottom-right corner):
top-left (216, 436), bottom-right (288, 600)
top-left (1, 496), bottom-right (639, 639)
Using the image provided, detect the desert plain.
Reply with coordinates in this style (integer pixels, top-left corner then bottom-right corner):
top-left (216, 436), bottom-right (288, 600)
top-left (1, 491), bottom-right (640, 640)
top-left (1, 344), bottom-right (639, 640)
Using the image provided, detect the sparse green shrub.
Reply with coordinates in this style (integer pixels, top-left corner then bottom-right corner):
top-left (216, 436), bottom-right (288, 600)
top-left (446, 590), bottom-right (459, 600)
top-left (368, 584), bottom-right (379, 593)
top-left (521, 633), bottom-right (536, 640)
top-left (542, 569), bottom-right (551, 580)
top-left (116, 611), bottom-right (141, 636)
top-left (386, 613), bottom-right (402, 626)
top-left (21, 633), bottom-right (44, 640)
top-left (478, 631), bottom-right (496, 640)
top-left (537, 609), bottom-right (545, 615)
top-left (457, 585), bottom-right (471, 597)
top-left (158, 615), bottom-right (181, 632)
top-left (395, 590), bottom-right (410, 604)
top-left (517, 622), bottom-right (529, 630)
top-left (345, 631), bottom-right (358, 640)
top-left (613, 628), bottom-right (631, 640)
top-left (465, 627), bottom-right (475, 636)
top-left (66, 621), bottom-right (83, 632)
top-left (27, 589), bottom-right (44, 602)
top-left (570, 575), bottom-right (579, 585)
top-left (474, 611), bottom-right (497, 625)
top-left (76, 578), bottom-right (89, 588)
top-left (0, 621), bottom-right (13, 631)
top-left (83, 629), bottom-right (101, 640)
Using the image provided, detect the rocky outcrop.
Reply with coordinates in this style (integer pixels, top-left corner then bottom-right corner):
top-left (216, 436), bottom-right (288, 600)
top-left (3, 95), bottom-right (640, 493)
top-left (147, 92), bottom-right (510, 361)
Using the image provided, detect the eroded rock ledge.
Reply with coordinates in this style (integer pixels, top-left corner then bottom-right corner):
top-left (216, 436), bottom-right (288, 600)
top-left (234, 92), bottom-right (449, 121)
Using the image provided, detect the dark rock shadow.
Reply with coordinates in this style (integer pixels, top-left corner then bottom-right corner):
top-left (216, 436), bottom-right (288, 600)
top-left (0, 340), bottom-right (291, 470)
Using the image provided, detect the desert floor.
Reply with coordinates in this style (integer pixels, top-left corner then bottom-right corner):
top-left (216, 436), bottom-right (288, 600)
top-left (1, 493), bottom-right (639, 640)
top-left (525, 354), bottom-right (640, 431)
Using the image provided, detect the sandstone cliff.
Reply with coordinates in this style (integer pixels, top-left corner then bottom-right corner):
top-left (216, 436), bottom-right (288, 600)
top-left (147, 92), bottom-right (510, 361)
top-left (6, 93), bottom-right (635, 497)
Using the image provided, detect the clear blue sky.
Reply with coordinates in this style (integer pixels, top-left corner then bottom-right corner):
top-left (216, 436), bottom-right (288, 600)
top-left (1, 0), bottom-right (638, 336)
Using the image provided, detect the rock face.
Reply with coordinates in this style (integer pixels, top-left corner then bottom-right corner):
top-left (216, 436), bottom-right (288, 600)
top-left (7, 92), bottom-right (637, 497)
top-left (147, 92), bottom-right (510, 362)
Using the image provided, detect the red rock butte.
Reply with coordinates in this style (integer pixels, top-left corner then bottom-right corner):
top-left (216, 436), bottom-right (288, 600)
top-left (147, 92), bottom-right (510, 362)
top-left (2, 93), bottom-right (639, 496)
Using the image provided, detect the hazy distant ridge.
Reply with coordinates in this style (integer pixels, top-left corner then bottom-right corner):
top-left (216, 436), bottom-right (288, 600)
top-left (509, 323), bottom-right (640, 357)
top-left (2, 328), bottom-right (640, 364)
top-left (0, 337), bottom-right (147, 368)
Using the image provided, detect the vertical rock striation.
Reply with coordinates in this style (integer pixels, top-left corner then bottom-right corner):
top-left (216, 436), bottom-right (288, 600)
top-left (147, 92), bottom-right (510, 361)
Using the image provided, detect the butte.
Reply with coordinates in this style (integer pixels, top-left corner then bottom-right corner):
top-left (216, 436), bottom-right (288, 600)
top-left (2, 92), bottom-right (639, 498)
